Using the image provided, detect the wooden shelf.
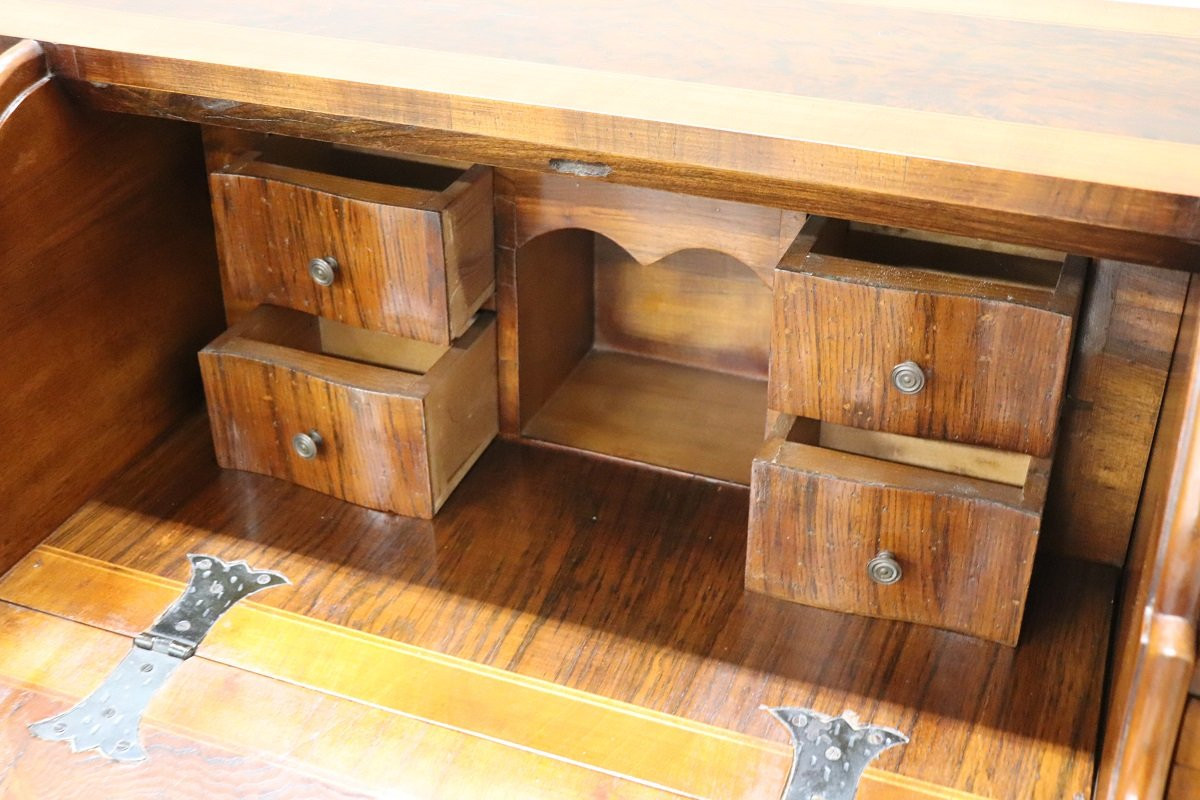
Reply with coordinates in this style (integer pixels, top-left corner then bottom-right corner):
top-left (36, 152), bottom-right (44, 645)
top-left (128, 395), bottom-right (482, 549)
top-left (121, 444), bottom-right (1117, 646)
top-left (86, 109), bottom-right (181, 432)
top-left (0, 415), bottom-right (1117, 800)
top-left (523, 349), bottom-right (767, 484)
top-left (511, 229), bottom-right (773, 483)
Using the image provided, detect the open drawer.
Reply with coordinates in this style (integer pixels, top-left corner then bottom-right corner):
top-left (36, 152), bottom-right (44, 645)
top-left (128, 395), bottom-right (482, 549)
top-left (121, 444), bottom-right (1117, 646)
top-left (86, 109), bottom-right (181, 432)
top-left (199, 305), bottom-right (498, 518)
top-left (210, 145), bottom-right (494, 345)
top-left (769, 217), bottom-right (1085, 457)
top-left (746, 413), bottom-right (1050, 645)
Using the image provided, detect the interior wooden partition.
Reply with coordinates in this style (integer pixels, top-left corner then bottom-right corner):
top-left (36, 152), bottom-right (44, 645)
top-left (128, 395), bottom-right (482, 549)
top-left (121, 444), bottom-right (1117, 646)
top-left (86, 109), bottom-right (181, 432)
top-left (496, 170), bottom-right (802, 484)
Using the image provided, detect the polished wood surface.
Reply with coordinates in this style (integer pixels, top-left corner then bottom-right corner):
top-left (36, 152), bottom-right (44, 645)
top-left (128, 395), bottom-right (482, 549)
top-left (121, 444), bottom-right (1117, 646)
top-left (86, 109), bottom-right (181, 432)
top-left (1043, 259), bottom-right (1190, 565)
top-left (0, 602), bottom-right (692, 799)
top-left (1182, 696), bottom-right (1200, 753)
top-left (747, 414), bottom-right (1046, 644)
top-left (0, 40), bottom-right (223, 574)
top-left (507, 228), bottom-right (595, 433)
top-left (210, 147), bottom-right (493, 345)
top-left (1169, 697), bottom-right (1200, 800)
top-left (200, 306), bottom-right (498, 517)
top-left (0, 557), bottom-right (980, 800)
top-left (3, 2), bottom-right (1199, 266)
top-left (594, 240), bottom-right (772, 380)
top-left (1097, 278), bottom-right (1200, 800)
top-left (503, 169), bottom-right (804, 287)
top-left (14, 414), bottom-right (1113, 799)
top-left (501, 175), bottom-right (777, 478)
top-left (523, 350), bottom-right (767, 484)
top-left (769, 218), bottom-right (1083, 457)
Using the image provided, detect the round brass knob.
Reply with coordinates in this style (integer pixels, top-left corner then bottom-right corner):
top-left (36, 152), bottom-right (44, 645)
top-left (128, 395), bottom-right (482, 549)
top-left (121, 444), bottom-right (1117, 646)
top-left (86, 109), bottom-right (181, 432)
top-left (867, 551), bottom-right (902, 585)
top-left (308, 256), bottom-right (339, 287)
top-left (291, 430), bottom-right (323, 459)
top-left (890, 361), bottom-right (926, 395)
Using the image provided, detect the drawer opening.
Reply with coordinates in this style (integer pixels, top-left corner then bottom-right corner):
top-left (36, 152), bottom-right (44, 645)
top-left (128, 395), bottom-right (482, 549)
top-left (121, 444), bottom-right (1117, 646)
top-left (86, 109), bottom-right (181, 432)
top-left (243, 135), bottom-right (466, 193)
top-left (515, 229), bottom-right (771, 484)
top-left (235, 305), bottom-right (451, 376)
top-left (810, 219), bottom-right (1066, 292)
top-left (775, 414), bottom-right (1033, 488)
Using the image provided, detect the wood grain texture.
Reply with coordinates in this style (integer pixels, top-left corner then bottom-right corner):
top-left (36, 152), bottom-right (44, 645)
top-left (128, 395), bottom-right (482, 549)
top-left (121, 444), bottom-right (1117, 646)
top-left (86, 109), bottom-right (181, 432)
top-left (5, 1), bottom-right (1200, 267)
top-left (508, 228), bottom-right (596, 433)
top-left (0, 555), bottom-right (981, 800)
top-left (0, 603), bottom-right (688, 800)
top-left (502, 178), bottom-right (773, 475)
top-left (29, 415), bottom-right (1113, 799)
top-left (747, 414), bottom-right (1047, 644)
top-left (594, 238), bottom-right (772, 379)
top-left (504, 168), bottom-right (804, 286)
top-left (816, 422), bottom-right (1032, 487)
top-left (59, 77), bottom-right (1200, 271)
top-left (1097, 278), bottom-right (1200, 800)
top-left (1169, 702), bottom-right (1200, 800)
top-left (1042, 259), bottom-right (1189, 565)
top-left (1169, 765), bottom-right (1200, 800)
top-left (0, 38), bottom-right (44, 109)
top-left (200, 306), bottom-right (498, 518)
top-left (210, 151), bottom-right (493, 345)
top-left (1176, 697), bottom-right (1200, 770)
top-left (769, 218), bottom-right (1083, 457)
top-left (523, 350), bottom-right (767, 484)
top-left (0, 686), bottom-right (369, 799)
top-left (0, 67), bottom-right (224, 574)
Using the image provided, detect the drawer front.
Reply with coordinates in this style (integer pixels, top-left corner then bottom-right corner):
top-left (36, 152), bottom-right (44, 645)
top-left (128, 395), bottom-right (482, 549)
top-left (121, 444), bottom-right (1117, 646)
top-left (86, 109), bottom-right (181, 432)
top-left (746, 435), bottom-right (1047, 644)
top-left (769, 267), bottom-right (1076, 456)
top-left (200, 309), bottom-right (498, 519)
top-left (211, 164), bottom-right (493, 345)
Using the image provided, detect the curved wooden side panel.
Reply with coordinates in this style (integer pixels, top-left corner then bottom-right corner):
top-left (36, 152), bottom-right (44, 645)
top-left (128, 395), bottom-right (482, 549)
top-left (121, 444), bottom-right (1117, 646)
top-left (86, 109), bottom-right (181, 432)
top-left (0, 38), bottom-right (44, 113)
top-left (0, 42), bottom-right (224, 573)
top-left (1097, 276), bottom-right (1200, 799)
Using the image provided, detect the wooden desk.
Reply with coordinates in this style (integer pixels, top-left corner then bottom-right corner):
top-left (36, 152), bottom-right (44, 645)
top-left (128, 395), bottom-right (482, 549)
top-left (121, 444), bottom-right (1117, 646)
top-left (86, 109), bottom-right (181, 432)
top-left (0, 4), bottom-right (1198, 799)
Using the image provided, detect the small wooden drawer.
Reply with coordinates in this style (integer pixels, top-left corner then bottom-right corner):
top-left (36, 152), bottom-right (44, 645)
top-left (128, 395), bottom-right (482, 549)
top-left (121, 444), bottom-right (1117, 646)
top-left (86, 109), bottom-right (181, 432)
top-left (769, 218), bottom-right (1084, 457)
top-left (210, 148), bottom-right (494, 345)
top-left (746, 414), bottom-right (1049, 644)
top-left (199, 305), bottom-right (498, 518)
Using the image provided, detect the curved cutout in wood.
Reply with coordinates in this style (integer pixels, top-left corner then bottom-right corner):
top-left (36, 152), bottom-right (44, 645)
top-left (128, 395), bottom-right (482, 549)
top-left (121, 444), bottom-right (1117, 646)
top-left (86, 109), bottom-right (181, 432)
top-left (501, 169), bottom-right (804, 287)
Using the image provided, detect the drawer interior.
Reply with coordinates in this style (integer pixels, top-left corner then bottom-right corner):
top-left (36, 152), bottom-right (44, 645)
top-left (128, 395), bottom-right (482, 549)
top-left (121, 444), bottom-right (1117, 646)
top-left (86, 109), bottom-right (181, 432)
top-left (516, 230), bottom-right (771, 484)
top-left (810, 219), bottom-right (1067, 292)
top-left (234, 306), bottom-right (452, 375)
top-left (236, 135), bottom-right (467, 194)
top-left (776, 414), bottom-right (1034, 488)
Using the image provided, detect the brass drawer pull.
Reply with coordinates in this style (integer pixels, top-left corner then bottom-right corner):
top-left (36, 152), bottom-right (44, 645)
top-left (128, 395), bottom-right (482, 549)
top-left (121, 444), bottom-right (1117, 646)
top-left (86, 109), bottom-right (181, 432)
top-left (308, 256), bottom-right (339, 286)
top-left (890, 361), bottom-right (926, 395)
top-left (867, 551), bottom-right (903, 585)
top-left (292, 430), bottom-right (323, 459)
